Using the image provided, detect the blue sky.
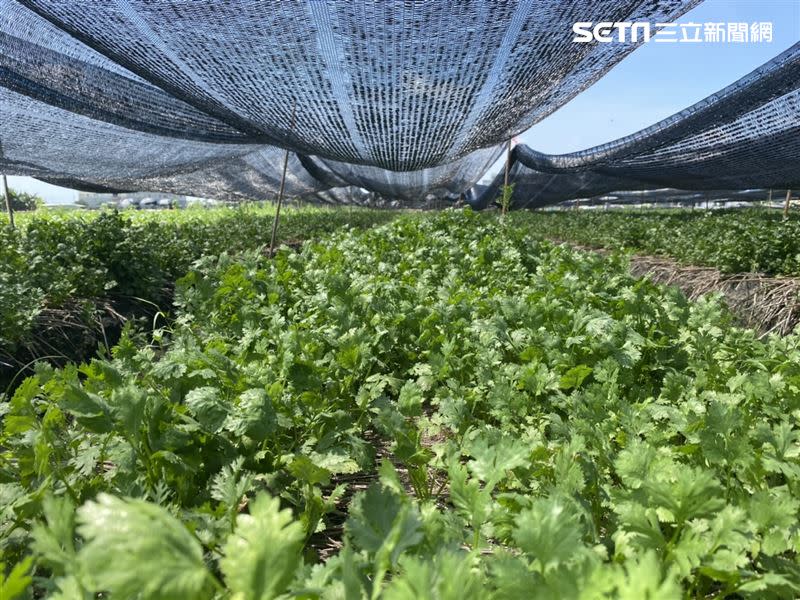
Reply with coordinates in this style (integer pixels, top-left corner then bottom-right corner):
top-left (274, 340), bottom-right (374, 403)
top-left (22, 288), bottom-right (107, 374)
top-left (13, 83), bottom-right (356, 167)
top-left (8, 0), bottom-right (800, 201)
top-left (517, 0), bottom-right (800, 155)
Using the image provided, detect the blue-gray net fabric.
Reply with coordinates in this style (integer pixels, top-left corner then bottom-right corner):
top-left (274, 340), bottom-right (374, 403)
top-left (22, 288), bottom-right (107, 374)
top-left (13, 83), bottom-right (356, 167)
top-left (300, 145), bottom-right (506, 203)
top-left (0, 0), bottom-right (701, 204)
top-left (474, 43), bottom-right (800, 210)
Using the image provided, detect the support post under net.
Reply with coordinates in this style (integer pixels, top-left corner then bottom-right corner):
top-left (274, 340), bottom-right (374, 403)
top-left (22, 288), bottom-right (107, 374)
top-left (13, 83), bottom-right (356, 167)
top-left (784, 189), bottom-right (793, 219)
top-left (269, 103), bottom-right (297, 259)
top-left (1, 174), bottom-right (13, 229)
top-left (501, 138), bottom-right (512, 216)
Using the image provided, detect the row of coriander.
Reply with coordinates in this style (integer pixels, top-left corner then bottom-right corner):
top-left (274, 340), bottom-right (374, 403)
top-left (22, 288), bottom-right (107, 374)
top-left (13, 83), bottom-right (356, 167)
top-left (512, 209), bottom-right (800, 276)
top-left (0, 206), bottom-right (395, 355)
top-left (2, 210), bottom-right (799, 598)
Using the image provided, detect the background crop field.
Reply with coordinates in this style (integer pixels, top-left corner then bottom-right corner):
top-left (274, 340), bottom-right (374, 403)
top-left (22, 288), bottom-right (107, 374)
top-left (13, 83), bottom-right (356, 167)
top-left (0, 206), bottom-right (396, 386)
top-left (514, 209), bottom-right (800, 277)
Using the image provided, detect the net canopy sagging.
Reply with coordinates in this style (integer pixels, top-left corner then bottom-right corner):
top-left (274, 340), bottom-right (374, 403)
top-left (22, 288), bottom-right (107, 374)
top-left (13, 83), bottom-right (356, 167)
top-left (1, 80), bottom-right (502, 205)
top-left (1, 87), bottom-right (335, 200)
top-left (474, 43), bottom-right (800, 210)
top-left (301, 144), bottom-right (506, 203)
top-left (0, 0), bottom-right (700, 203)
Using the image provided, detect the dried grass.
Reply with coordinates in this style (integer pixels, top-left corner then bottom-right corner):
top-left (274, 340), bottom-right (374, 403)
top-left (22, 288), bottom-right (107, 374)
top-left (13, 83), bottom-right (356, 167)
top-left (627, 255), bottom-right (800, 336)
top-left (557, 240), bottom-right (800, 337)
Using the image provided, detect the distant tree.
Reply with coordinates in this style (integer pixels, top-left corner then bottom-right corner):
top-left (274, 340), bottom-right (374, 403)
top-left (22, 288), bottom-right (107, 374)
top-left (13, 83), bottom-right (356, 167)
top-left (6, 189), bottom-right (44, 211)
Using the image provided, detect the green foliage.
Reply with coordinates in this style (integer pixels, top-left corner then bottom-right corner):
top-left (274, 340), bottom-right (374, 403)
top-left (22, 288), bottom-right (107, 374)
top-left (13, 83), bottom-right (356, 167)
top-left (76, 494), bottom-right (214, 600)
top-left (0, 205), bottom-right (395, 358)
top-left (499, 183), bottom-right (514, 214)
top-left (3, 189), bottom-right (43, 212)
top-left (513, 208), bottom-right (800, 276)
top-left (220, 493), bottom-right (304, 600)
top-left (0, 557), bottom-right (33, 600)
top-left (3, 210), bottom-right (800, 597)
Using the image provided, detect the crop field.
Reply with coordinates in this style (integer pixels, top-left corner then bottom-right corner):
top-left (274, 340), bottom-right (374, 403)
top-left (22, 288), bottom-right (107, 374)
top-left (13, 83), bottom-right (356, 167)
top-left (3, 210), bottom-right (800, 598)
top-left (0, 206), bottom-right (396, 383)
top-left (516, 209), bottom-right (800, 277)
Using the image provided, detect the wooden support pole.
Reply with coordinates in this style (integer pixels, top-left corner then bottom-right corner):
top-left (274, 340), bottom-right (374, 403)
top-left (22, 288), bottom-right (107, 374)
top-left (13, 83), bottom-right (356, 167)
top-left (268, 102), bottom-right (297, 259)
top-left (503, 138), bottom-right (512, 189)
top-left (502, 138), bottom-right (512, 215)
top-left (784, 189), bottom-right (792, 219)
top-left (1, 174), bottom-right (13, 229)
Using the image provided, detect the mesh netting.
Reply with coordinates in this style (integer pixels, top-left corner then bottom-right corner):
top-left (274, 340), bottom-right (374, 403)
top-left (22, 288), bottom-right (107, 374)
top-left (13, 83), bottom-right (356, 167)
top-left (301, 145), bottom-right (505, 203)
top-left (1, 0), bottom-right (700, 203)
top-left (1, 87), bottom-right (332, 199)
top-left (474, 43), bottom-right (800, 210)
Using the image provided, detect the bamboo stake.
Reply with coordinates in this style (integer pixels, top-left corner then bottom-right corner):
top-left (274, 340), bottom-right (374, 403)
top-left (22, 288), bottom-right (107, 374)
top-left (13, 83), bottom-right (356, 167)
top-left (502, 138), bottom-right (512, 215)
top-left (784, 189), bottom-right (792, 219)
top-left (1, 174), bottom-right (13, 229)
top-left (503, 138), bottom-right (512, 189)
top-left (269, 102), bottom-right (297, 259)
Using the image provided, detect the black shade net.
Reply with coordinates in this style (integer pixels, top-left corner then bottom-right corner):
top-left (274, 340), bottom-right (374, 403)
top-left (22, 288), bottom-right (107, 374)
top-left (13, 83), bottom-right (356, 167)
top-left (473, 42), bottom-right (800, 210)
top-left (1, 0), bottom-right (712, 205)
